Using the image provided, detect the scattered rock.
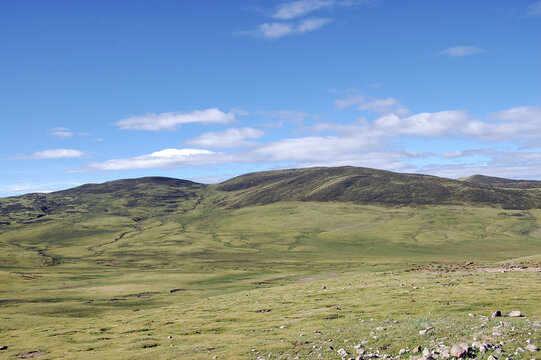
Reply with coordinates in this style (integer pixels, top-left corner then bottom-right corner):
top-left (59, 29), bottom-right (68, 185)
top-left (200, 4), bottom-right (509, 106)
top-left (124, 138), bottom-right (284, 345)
top-left (450, 345), bottom-right (467, 358)
top-left (376, 326), bottom-right (385, 331)
top-left (492, 310), bottom-right (502, 318)
top-left (487, 355), bottom-right (497, 360)
top-left (525, 344), bottom-right (538, 352)
top-left (321, 285), bottom-right (327, 290)
top-left (337, 348), bottom-right (348, 356)
top-left (422, 348), bottom-right (431, 357)
top-left (0, 346), bottom-right (7, 350)
top-left (508, 310), bottom-right (522, 317)
top-left (399, 349), bottom-right (408, 355)
top-left (413, 346), bottom-right (422, 354)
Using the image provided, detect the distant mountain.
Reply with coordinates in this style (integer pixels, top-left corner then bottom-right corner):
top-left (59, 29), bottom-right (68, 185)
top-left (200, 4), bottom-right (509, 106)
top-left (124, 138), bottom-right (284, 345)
top-left (2, 167), bottom-right (541, 226)
top-left (460, 174), bottom-right (541, 189)
top-left (215, 166), bottom-right (541, 209)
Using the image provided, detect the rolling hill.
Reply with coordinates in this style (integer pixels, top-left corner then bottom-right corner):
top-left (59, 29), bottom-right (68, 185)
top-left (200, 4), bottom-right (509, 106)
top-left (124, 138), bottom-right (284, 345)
top-left (2, 167), bottom-right (541, 227)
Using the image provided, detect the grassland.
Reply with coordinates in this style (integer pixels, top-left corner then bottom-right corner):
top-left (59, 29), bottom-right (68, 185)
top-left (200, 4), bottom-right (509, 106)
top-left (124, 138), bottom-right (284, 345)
top-left (1, 168), bottom-right (541, 359)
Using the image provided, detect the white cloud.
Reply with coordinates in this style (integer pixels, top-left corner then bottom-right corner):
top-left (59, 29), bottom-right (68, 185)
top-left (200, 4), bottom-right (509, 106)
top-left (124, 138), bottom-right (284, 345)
top-left (441, 151), bottom-right (464, 158)
top-left (27, 149), bottom-right (86, 159)
top-left (116, 108), bottom-right (235, 131)
top-left (440, 46), bottom-right (483, 57)
top-left (79, 149), bottom-right (224, 171)
top-left (47, 127), bottom-right (89, 138)
top-left (259, 22), bottom-right (294, 38)
top-left (373, 111), bottom-right (468, 137)
top-left (273, 0), bottom-right (333, 20)
top-left (527, 1), bottom-right (541, 16)
top-left (335, 94), bottom-right (410, 115)
top-left (186, 127), bottom-right (264, 149)
top-left (462, 106), bottom-right (541, 141)
top-left (0, 182), bottom-right (83, 196)
top-left (296, 18), bottom-right (331, 33)
top-left (48, 127), bottom-right (74, 138)
top-left (254, 17), bottom-right (331, 39)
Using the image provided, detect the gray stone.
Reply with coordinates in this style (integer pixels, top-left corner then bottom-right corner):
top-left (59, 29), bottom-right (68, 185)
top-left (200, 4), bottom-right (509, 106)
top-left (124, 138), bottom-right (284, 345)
top-left (413, 346), bottom-right (422, 354)
top-left (525, 344), bottom-right (538, 352)
top-left (492, 310), bottom-right (502, 317)
top-left (508, 310), bottom-right (522, 317)
top-left (337, 348), bottom-right (349, 357)
top-left (450, 345), bottom-right (467, 358)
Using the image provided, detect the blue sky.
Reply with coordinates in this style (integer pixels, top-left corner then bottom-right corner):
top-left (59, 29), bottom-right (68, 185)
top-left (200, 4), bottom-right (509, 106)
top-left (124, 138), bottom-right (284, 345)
top-left (1, 0), bottom-right (540, 196)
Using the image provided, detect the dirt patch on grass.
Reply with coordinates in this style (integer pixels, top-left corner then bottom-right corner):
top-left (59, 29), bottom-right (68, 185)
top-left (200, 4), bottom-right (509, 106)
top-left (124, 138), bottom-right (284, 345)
top-left (15, 351), bottom-right (47, 359)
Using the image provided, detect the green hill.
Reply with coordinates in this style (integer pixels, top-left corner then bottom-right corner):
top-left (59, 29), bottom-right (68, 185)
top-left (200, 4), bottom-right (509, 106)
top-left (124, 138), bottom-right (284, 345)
top-left (461, 174), bottom-right (541, 189)
top-left (3, 167), bottom-right (541, 228)
top-left (215, 166), bottom-right (541, 209)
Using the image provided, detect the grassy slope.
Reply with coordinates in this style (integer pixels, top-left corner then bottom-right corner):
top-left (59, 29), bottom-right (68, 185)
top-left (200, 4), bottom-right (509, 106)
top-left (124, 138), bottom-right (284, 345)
top-left (1, 168), bottom-right (541, 358)
top-left (215, 167), bottom-right (541, 209)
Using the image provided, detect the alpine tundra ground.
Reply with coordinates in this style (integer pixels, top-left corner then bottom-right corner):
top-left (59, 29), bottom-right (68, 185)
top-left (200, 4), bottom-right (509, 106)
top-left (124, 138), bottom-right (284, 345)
top-left (1, 168), bottom-right (540, 359)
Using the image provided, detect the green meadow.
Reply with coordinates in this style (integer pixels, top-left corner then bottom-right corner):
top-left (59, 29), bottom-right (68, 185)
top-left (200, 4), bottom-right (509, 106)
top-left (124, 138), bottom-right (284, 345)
top-left (1, 201), bottom-right (541, 359)
top-left (1, 168), bottom-right (540, 359)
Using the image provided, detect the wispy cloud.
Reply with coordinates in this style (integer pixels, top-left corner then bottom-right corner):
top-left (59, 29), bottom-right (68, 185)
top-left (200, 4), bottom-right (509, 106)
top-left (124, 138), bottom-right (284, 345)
top-left (0, 181), bottom-right (83, 196)
top-left (335, 94), bottom-right (410, 115)
top-left (78, 149), bottom-right (222, 172)
top-left (273, 0), bottom-right (333, 20)
top-left (440, 46), bottom-right (483, 57)
top-left (48, 127), bottom-right (74, 138)
top-left (247, 17), bottom-right (331, 39)
top-left (239, 0), bottom-right (372, 39)
top-left (116, 108), bottom-right (235, 131)
top-left (186, 127), bottom-right (264, 149)
top-left (47, 127), bottom-right (89, 138)
top-left (26, 149), bottom-right (86, 159)
top-left (527, 1), bottom-right (541, 16)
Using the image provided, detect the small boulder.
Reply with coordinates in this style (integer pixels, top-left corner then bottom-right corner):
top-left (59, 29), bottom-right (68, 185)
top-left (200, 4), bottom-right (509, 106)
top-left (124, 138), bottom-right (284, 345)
top-left (413, 346), bottom-right (422, 354)
top-left (492, 310), bottom-right (502, 318)
top-left (525, 344), bottom-right (538, 352)
top-left (508, 310), bottom-right (522, 317)
top-left (337, 348), bottom-right (348, 356)
top-left (487, 356), bottom-right (498, 360)
top-left (450, 345), bottom-right (467, 358)
top-left (0, 346), bottom-right (7, 351)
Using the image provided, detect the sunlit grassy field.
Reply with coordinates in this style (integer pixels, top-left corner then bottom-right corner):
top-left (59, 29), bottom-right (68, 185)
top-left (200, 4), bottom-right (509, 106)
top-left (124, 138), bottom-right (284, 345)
top-left (1, 200), bottom-right (541, 359)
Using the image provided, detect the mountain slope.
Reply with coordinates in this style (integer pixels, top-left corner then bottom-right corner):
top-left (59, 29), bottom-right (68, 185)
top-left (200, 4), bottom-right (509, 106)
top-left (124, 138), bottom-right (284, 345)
top-left (0, 177), bottom-right (206, 225)
top-left (2, 167), bottom-right (541, 228)
top-left (461, 174), bottom-right (541, 189)
top-left (214, 166), bottom-right (541, 209)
